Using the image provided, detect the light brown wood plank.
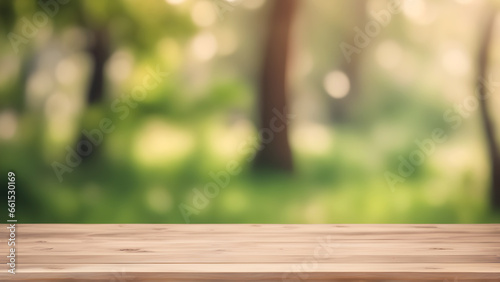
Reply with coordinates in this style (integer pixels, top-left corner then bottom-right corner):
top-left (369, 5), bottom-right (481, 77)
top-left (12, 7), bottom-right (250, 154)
top-left (4, 263), bottom-right (500, 280)
top-left (1, 224), bottom-right (499, 280)
top-left (13, 254), bottom-right (500, 264)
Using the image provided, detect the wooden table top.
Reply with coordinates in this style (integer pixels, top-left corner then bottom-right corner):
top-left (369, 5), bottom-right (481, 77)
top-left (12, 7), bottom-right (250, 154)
top-left (1, 224), bottom-right (499, 281)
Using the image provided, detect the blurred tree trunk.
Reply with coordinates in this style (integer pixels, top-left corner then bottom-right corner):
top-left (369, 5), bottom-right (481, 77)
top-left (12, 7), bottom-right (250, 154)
top-left (477, 9), bottom-right (500, 209)
top-left (331, 0), bottom-right (367, 123)
top-left (77, 28), bottom-right (110, 159)
top-left (87, 28), bottom-right (109, 104)
top-left (253, 0), bottom-right (297, 172)
top-left (16, 55), bottom-right (34, 111)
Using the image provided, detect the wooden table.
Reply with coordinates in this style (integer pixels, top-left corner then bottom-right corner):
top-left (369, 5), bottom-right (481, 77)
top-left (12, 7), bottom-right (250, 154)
top-left (1, 224), bottom-right (499, 281)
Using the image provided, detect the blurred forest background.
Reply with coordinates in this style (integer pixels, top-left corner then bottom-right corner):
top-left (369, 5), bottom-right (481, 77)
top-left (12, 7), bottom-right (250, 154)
top-left (1, 0), bottom-right (500, 223)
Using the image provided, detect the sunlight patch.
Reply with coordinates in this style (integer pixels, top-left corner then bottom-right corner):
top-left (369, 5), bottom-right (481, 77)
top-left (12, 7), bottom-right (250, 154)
top-left (291, 122), bottom-right (332, 155)
top-left (324, 71), bottom-right (350, 99)
top-left (133, 119), bottom-right (195, 166)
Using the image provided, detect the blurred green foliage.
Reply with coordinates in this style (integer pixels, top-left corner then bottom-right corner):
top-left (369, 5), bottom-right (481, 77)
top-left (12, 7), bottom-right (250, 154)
top-left (1, 0), bottom-right (500, 223)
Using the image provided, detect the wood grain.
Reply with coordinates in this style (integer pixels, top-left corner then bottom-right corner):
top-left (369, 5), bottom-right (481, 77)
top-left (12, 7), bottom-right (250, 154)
top-left (1, 224), bottom-right (499, 280)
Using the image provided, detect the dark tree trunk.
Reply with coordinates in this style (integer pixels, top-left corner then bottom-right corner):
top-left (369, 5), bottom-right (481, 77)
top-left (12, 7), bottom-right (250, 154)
top-left (77, 28), bottom-right (110, 159)
top-left (477, 9), bottom-right (500, 209)
top-left (253, 0), bottom-right (297, 172)
top-left (87, 29), bottom-right (109, 104)
top-left (16, 55), bottom-right (35, 111)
